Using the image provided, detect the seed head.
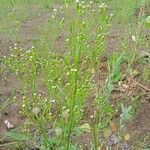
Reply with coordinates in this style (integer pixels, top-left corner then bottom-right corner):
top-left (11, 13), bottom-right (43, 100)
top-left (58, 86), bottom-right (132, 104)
top-left (66, 38), bottom-right (69, 42)
top-left (76, 0), bottom-right (80, 3)
top-left (55, 128), bottom-right (62, 136)
top-left (53, 9), bottom-right (57, 12)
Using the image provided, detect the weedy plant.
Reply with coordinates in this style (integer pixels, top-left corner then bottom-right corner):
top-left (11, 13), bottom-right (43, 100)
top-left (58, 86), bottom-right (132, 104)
top-left (2, 1), bottom-right (112, 149)
top-left (2, 0), bottom-right (146, 150)
top-left (91, 52), bottom-right (126, 149)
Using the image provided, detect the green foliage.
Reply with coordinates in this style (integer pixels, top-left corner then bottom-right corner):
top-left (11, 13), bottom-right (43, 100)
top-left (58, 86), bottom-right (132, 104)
top-left (2, 1), bottom-right (112, 149)
top-left (5, 131), bottom-right (31, 141)
top-left (105, 52), bottom-right (125, 94)
top-left (1, 0), bottom-right (149, 149)
top-left (146, 16), bottom-right (150, 29)
top-left (143, 66), bottom-right (150, 81)
top-left (120, 104), bottom-right (133, 121)
top-left (120, 103), bottom-right (133, 129)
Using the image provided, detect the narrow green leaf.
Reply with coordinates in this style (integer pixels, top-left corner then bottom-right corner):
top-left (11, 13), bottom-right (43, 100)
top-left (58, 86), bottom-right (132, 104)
top-left (5, 131), bottom-right (31, 141)
top-left (146, 16), bottom-right (150, 29)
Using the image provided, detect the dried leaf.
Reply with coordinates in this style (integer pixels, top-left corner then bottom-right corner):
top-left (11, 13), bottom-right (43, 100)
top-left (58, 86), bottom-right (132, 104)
top-left (109, 121), bottom-right (117, 132)
top-left (124, 133), bottom-right (130, 141)
top-left (103, 128), bottom-right (111, 138)
top-left (79, 123), bottom-right (91, 133)
top-left (98, 145), bottom-right (105, 150)
top-left (99, 62), bottom-right (106, 70)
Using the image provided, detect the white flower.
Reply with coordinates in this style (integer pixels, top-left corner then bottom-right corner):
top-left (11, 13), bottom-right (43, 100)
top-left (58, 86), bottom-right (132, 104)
top-left (132, 35), bottom-right (136, 42)
top-left (53, 8), bottom-right (57, 12)
top-left (52, 15), bottom-right (55, 19)
top-left (66, 38), bottom-right (69, 42)
top-left (82, 21), bottom-right (86, 25)
top-left (71, 68), bottom-right (77, 72)
top-left (50, 99), bottom-right (55, 103)
top-left (83, 5), bottom-right (86, 9)
top-left (27, 50), bottom-right (31, 53)
top-left (90, 1), bottom-right (93, 4)
top-left (66, 83), bottom-right (70, 86)
top-left (90, 115), bottom-right (94, 119)
top-left (33, 93), bottom-right (36, 96)
top-left (22, 104), bottom-right (25, 107)
top-left (110, 13), bottom-right (114, 17)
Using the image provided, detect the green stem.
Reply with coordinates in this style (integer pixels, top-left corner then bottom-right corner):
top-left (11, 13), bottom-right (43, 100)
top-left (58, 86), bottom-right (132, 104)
top-left (66, 70), bottom-right (78, 149)
top-left (92, 123), bottom-right (98, 150)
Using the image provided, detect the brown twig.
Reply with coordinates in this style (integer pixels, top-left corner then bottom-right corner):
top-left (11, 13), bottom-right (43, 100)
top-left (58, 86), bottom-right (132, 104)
top-left (132, 79), bottom-right (150, 92)
top-left (0, 141), bottom-right (17, 147)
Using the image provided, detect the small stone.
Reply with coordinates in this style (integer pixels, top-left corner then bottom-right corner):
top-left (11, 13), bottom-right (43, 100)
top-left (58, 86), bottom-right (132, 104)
top-left (119, 142), bottom-right (130, 150)
top-left (4, 120), bottom-right (14, 129)
top-left (108, 134), bottom-right (119, 146)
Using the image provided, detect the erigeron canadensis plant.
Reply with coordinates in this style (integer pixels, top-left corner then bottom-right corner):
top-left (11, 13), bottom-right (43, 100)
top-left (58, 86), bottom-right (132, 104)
top-left (60, 1), bottom-right (113, 149)
top-left (4, 45), bottom-right (41, 95)
top-left (21, 95), bottom-right (52, 148)
top-left (3, 1), bottom-right (113, 149)
top-left (91, 52), bottom-right (126, 149)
